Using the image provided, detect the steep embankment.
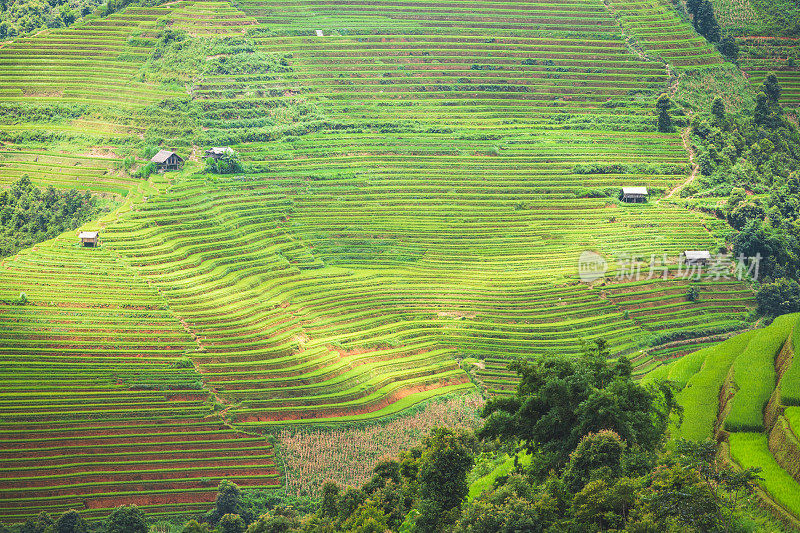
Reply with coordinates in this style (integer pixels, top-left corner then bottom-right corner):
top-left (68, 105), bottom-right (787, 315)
top-left (652, 314), bottom-right (800, 525)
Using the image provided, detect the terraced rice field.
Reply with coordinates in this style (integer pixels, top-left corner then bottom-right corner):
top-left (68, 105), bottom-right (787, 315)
top-left (704, 0), bottom-right (800, 107)
top-left (0, 0), bottom-right (759, 521)
top-left (0, 235), bottom-right (279, 521)
top-left (737, 37), bottom-right (800, 107)
top-left (651, 314), bottom-right (800, 520)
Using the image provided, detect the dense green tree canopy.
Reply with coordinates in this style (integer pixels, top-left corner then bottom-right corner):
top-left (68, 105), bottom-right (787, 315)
top-left (478, 343), bottom-right (678, 474)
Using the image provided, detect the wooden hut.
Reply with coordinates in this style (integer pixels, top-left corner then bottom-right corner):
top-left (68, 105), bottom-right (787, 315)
top-left (151, 150), bottom-right (183, 171)
top-left (621, 187), bottom-right (648, 203)
top-left (684, 250), bottom-right (711, 266)
top-left (79, 231), bottom-right (99, 247)
top-left (204, 147), bottom-right (234, 160)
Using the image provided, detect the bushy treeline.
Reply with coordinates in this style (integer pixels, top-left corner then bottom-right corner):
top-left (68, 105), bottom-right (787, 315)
top-left (0, 176), bottom-right (99, 257)
top-left (749, 0), bottom-right (800, 36)
top-left (685, 73), bottom-right (800, 317)
top-left (681, 0), bottom-right (739, 60)
top-left (0, 0), bottom-right (98, 38)
top-left (7, 343), bottom-right (780, 533)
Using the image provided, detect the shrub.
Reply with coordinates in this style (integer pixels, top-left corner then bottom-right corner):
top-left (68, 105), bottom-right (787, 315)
top-left (686, 286), bottom-right (700, 302)
top-left (756, 278), bottom-right (800, 316)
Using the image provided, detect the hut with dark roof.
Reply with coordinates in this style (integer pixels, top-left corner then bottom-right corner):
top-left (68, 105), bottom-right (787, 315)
top-left (79, 231), bottom-right (99, 247)
top-left (621, 187), bottom-right (648, 203)
top-left (151, 150), bottom-right (183, 171)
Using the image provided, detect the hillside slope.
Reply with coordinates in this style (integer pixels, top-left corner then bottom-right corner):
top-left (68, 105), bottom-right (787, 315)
top-left (0, 0), bottom-right (763, 520)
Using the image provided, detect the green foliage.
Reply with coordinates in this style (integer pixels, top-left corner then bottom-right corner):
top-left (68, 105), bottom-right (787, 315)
top-left (244, 508), bottom-right (299, 533)
top-left (55, 510), bottom-right (86, 533)
top-left (105, 505), bottom-right (148, 533)
top-left (415, 428), bottom-right (475, 532)
top-left (763, 73), bottom-right (782, 102)
top-left (181, 520), bottom-right (212, 533)
top-left (636, 463), bottom-right (720, 530)
top-left (0, 0), bottom-right (100, 38)
top-left (562, 430), bottom-right (626, 492)
top-left (20, 512), bottom-right (54, 533)
top-left (749, 0), bottom-right (800, 36)
top-left (0, 176), bottom-right (99, 258)
top-left (212, 481), bottom-right (244, 523)
top-left (219, 514), bottom-right (246, 533)
top-left (692, 0), bottom-right (722, 42)
top-left (716, 36), bottom-right (739, 62)
top-left (656, 94), bottom-right (673, 133)
top-left (134, 161), bottom-right (156, 179)
top-left (686, 285), bottom-right (701, 302)
top-left (756, 278), bottom-right (800, 316)
top-left (733, 220), bottom-right (799, 281)
top-left (571, 477), bottom-right (637, 530)
top-left (479, 342), bottom-right (678, 476)
top-left (204, 150), bottom-right (244, 174)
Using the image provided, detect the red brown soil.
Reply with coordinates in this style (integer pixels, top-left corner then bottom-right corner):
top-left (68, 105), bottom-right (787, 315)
top-left (240, 374), bottom-right (469, 422)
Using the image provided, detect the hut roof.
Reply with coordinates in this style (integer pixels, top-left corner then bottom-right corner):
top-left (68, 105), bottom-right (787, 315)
top-left (79, 231), bottom-right (99, 239)
top-left (621, 187), bottom-right (648, 196)
top-left (685, 250), bottom-right (712, 261)
top-left (151, 150), bottom-right (178, 163)
top-left (206, 147), bottom-right (233, 156)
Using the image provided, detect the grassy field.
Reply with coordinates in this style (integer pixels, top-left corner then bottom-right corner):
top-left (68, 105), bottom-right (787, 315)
top-left (0, 0), bottom-right (772, 521)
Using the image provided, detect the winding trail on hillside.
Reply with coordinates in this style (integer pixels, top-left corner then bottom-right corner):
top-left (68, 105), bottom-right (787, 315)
top-left (666, 123), bottom-right (699, 199)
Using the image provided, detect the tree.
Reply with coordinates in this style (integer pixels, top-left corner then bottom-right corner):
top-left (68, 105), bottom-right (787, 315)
top-left (21, 512), bottom-right (54, 533)
top-left (215, 480), bottom-right (243, 519)
top-left (711, 97), bottom-right (725, 123)
top-left (105, 505), bottom-right (147, 533)
top-left (728, 199), bottom-right (766, 231)
top-left (454, 491), bottom-right (545, 533)
top-left (571, 477), bottom-right (637, 530)
top-left (733, 219), bottom-right (797, 279)
top-left (764, 73), bottom-right (782, 103)
top-left (55, 510), bottom-right (86, 533)
top-left (756, 278), bottom-right (800, 316)
top-left (695, 0), bottom-right (721, 42)
top-left (413, 428), bottom-right (475, 532)
top-left (656, 93), bottom-right (672, 133)
top-left (219, 514), bottom-right (246, 533)
top-left (244, 508), bottom-right (299, 533)
top-left (638, 464), bottom-right (720, 531)
top-left (716, 36), bottom-right (739, 62)
top-left (319, 481), bottom-right (341, 518)
top-left (479, 344), bottom-right (679, 476)
top-left (181, 520), bottom-right (212, 533)
top-left (204, 150), bottom-right (244, 174)
top-left (562, 430), bottom-right (626, 492)
top-left (754, 92), bottom-right (781, 129)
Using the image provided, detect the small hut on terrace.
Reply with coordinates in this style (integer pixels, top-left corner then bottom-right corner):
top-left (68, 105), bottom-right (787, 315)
top-left (79, 231), bottom-right (99, 247)
top-left (684, 250), bottom-right (711, 266)
top-left (204, 147), bottom-right (234, 160)
top-left (151, 150), bottom-right (183, 171)
top-left (621, 187), bottom-right (648, 203)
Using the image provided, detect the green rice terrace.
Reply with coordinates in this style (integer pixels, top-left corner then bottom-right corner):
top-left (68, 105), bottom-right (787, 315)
top-left (1, 0), bottom-right (799, 526)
